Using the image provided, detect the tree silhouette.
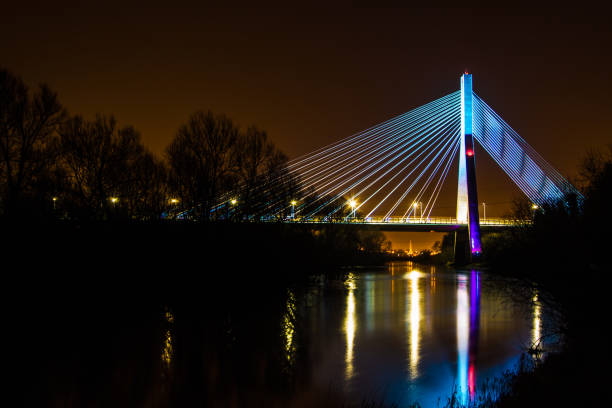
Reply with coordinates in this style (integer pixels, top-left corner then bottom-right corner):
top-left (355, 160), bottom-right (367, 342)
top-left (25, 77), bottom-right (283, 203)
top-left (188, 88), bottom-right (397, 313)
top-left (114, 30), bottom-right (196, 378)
top-left (58, 115), bottom-right (165, 219)
top-left (1, 69), bottom-right (302, 222)
top-left (0, 68), bottom-right (66, 216)
top-left (230, 126), bottom-right (299, 219)
top-left (121, 150), bottom-right (169, 220)
top-left (166, 110), bottom-right (238, 220)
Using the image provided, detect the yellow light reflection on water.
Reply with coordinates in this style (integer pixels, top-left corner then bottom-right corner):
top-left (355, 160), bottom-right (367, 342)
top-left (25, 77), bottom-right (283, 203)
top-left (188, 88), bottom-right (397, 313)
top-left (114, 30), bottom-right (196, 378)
top-left (165, 311), bottom-right (174, 323)
top-left (408, 270), bottom-right (421, 380)
top-left (404, 265), bottom-right (424, 380)
top-left (161, 309), bottom-right (174, 367)
top-left (283, 290), bottom-right (297, 365)
top-left (161, 330), bottom-right (173, 366)
top-left (532, 293), bottom-right (541, 349)
top-left (345, 284), bottom-right (356, 380)
top-left (346, 272), bottom-right (357, 290)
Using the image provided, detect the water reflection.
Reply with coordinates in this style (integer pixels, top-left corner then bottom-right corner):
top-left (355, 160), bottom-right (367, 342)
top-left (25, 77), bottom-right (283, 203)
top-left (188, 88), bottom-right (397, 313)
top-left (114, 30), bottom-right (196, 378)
top-left (456, 270), bottom-right (481, 403)
top-left (456, 274), bottom-right (470, 404)
top-left (469, 270), bottom-right (481, 400)
top-left (283, 290), bottom-right (297, 366)
top-left (408, 270), bottom-right (421, 380)
top-left (365, 276), bottom-right (373, 332)
top-left (322, 263), bottom-right (539, 406)
top-left (532, 292), bottom-right (541, 349)
top-left (41, 263), bottom-right (545, 407)
top-left (161, 309), bottom-right (174, 367)
top-left (345, 273), bottom-right (357, 380)
top-left (430, 267), bottom-right (436, 292)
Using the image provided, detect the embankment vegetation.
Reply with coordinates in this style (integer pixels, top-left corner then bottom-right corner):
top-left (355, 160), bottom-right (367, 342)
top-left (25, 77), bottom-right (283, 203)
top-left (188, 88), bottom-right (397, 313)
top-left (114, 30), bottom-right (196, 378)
top-left (477, 147), bottom-right (612, 407)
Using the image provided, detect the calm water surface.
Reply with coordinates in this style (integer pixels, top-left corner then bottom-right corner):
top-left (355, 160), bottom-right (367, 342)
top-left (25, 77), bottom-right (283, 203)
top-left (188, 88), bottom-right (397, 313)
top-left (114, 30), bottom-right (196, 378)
top-left (28, 262), bottom-right (544, 407)
top-left (289, 262), bottom-right (542, 407)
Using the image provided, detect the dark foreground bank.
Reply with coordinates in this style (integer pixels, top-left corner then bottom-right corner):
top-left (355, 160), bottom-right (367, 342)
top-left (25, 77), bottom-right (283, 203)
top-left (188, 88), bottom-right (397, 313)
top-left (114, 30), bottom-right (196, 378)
top-left (5, 220), bottom-right (392, 407)
top-left (474, 152), bottom-right (612, 407)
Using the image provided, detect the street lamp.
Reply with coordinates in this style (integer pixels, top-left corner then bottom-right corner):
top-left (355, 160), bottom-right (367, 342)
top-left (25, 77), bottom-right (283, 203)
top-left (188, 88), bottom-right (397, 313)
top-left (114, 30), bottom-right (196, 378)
top-left (52, 197), bottom-right (57, 210)
top-left (348, 198), bottom-right (357, 220)
top-left (225, 198), bottom-right (238, 220)
top-left (109, 197), bottom-right (118, 213)
top-left (412, 202), bottom-right (421, 220)
top-left (531, 203), bottom-right (539, 220)
top-left (290, 200), bottom-right (297, 219)
top-left (167, 198), bottom-right (179, 219)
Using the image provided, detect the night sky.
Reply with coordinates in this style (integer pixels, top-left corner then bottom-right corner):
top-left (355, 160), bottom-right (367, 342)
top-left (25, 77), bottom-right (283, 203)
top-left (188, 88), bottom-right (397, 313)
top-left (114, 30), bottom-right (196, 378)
top-left (3, 3), bottom-right (611, 249)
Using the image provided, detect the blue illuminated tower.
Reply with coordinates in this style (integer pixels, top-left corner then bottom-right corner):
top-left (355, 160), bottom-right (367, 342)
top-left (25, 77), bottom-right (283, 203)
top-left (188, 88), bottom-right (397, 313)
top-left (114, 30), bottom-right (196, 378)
top-left (457, 73), bottom-right (482, 257)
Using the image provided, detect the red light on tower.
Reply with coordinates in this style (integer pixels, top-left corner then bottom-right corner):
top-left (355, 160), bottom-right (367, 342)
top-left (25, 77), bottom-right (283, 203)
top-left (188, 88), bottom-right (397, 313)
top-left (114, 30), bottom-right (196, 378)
top-left (466, 149), bottom-right (474, 157)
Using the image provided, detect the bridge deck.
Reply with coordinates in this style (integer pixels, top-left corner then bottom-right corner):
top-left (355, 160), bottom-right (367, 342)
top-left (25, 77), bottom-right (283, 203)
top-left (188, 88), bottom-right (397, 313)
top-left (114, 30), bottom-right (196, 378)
top-left (278, 217), bottom-right (526, 232)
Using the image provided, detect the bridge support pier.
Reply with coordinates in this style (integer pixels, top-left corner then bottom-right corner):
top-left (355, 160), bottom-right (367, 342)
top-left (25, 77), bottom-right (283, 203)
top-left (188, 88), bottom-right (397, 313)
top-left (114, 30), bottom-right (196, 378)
top-left (453, 229), bottom-right (471, 265)
top-left (457, 73), bottom-right (482, 261)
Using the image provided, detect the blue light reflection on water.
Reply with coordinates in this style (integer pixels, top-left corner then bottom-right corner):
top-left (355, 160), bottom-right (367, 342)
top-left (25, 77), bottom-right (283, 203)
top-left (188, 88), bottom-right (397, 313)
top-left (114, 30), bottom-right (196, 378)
top-left (456, 273), bottom-right (469, 405)
top-left (307, 262), bottom-right (539, 407)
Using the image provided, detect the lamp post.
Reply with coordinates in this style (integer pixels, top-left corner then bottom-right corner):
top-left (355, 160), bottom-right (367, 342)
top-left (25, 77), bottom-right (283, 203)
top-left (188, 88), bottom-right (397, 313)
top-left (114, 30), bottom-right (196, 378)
top-left (169, 198), bottom-right (179, 218)
top-left (348, 199), bottom-right (357, 220)
top-left (52, 197), bottom-right (57, 210)
top-left (412, 202), bottom-right (420, 221)
top-left (290, 200), bottom-right (296, 220)
top-left (228, 198), bottom-right (237, 220)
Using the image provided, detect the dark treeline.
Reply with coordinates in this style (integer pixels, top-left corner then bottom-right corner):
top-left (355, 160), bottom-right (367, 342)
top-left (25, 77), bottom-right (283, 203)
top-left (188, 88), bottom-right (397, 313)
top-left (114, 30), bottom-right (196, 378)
top-left (1, 67), bottom-right (388, 231)
top-left (477, 147), bottom-right (612, 407)
top-left (1, 66), bottom-right (392, 276)
top-left (0, 67), bottom-right (299, 221)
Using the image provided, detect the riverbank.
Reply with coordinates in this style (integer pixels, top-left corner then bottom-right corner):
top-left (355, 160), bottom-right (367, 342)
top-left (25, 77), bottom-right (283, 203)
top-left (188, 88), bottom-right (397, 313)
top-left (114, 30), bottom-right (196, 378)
top-left (475, 261), bottom-right (611, 407)
top-left (473, 198), bottom-right (612, 404)
top-left (3, 219), bottom-right (387, 288)
top-left (3, 220), bottom-right (347, 407)
top-left (4, 215), bottom-right (608, 407)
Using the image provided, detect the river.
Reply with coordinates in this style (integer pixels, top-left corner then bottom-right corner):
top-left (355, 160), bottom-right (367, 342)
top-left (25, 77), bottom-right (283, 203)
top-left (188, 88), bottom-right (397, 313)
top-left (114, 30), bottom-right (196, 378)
top-left (27, 261), bottom-right (545, 407)
top-left (283, 262), bottom-right (544, 407)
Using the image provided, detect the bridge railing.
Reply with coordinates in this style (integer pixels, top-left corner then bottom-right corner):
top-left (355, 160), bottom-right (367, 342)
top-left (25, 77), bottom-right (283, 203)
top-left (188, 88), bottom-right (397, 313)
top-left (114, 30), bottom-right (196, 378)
top-left (278, 216), bottom-right (526, 226)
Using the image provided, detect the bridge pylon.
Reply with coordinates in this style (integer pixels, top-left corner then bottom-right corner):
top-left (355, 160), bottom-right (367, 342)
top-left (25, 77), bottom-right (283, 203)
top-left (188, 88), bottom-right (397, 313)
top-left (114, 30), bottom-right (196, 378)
top-left (457, 73), bottom-right (482, 259)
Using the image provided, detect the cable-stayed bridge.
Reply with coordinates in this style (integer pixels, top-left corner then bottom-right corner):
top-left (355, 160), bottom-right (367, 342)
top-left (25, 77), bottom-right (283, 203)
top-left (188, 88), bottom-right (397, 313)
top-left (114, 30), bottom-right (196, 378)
top-left (215, 73), bottom-right (579, 259)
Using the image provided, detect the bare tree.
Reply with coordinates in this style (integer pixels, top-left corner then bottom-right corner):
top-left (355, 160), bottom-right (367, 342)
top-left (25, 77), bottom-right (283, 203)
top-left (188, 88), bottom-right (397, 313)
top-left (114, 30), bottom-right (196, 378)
top-left (58, 115), bottom-right (151, 219)
top-left (578, 145), bottom-right (612, 190)
top-left (256, 152), bottom-right (302, 220)
top-left (234, 127), bottom-right (275, 191)
top-left (166, 110), bottom-right (238, 220)
top-left (0, 68), bottom-right (66, 215)
top-left (231, 126), bottom-right (295, 219)
top-left (122, 151), bottom-right (169, 220)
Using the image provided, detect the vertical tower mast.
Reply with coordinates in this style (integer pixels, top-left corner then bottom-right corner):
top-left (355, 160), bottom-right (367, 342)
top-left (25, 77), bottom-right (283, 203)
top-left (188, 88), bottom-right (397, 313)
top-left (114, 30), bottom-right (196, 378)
top-left (457, 73), bottom-right (482, 257)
